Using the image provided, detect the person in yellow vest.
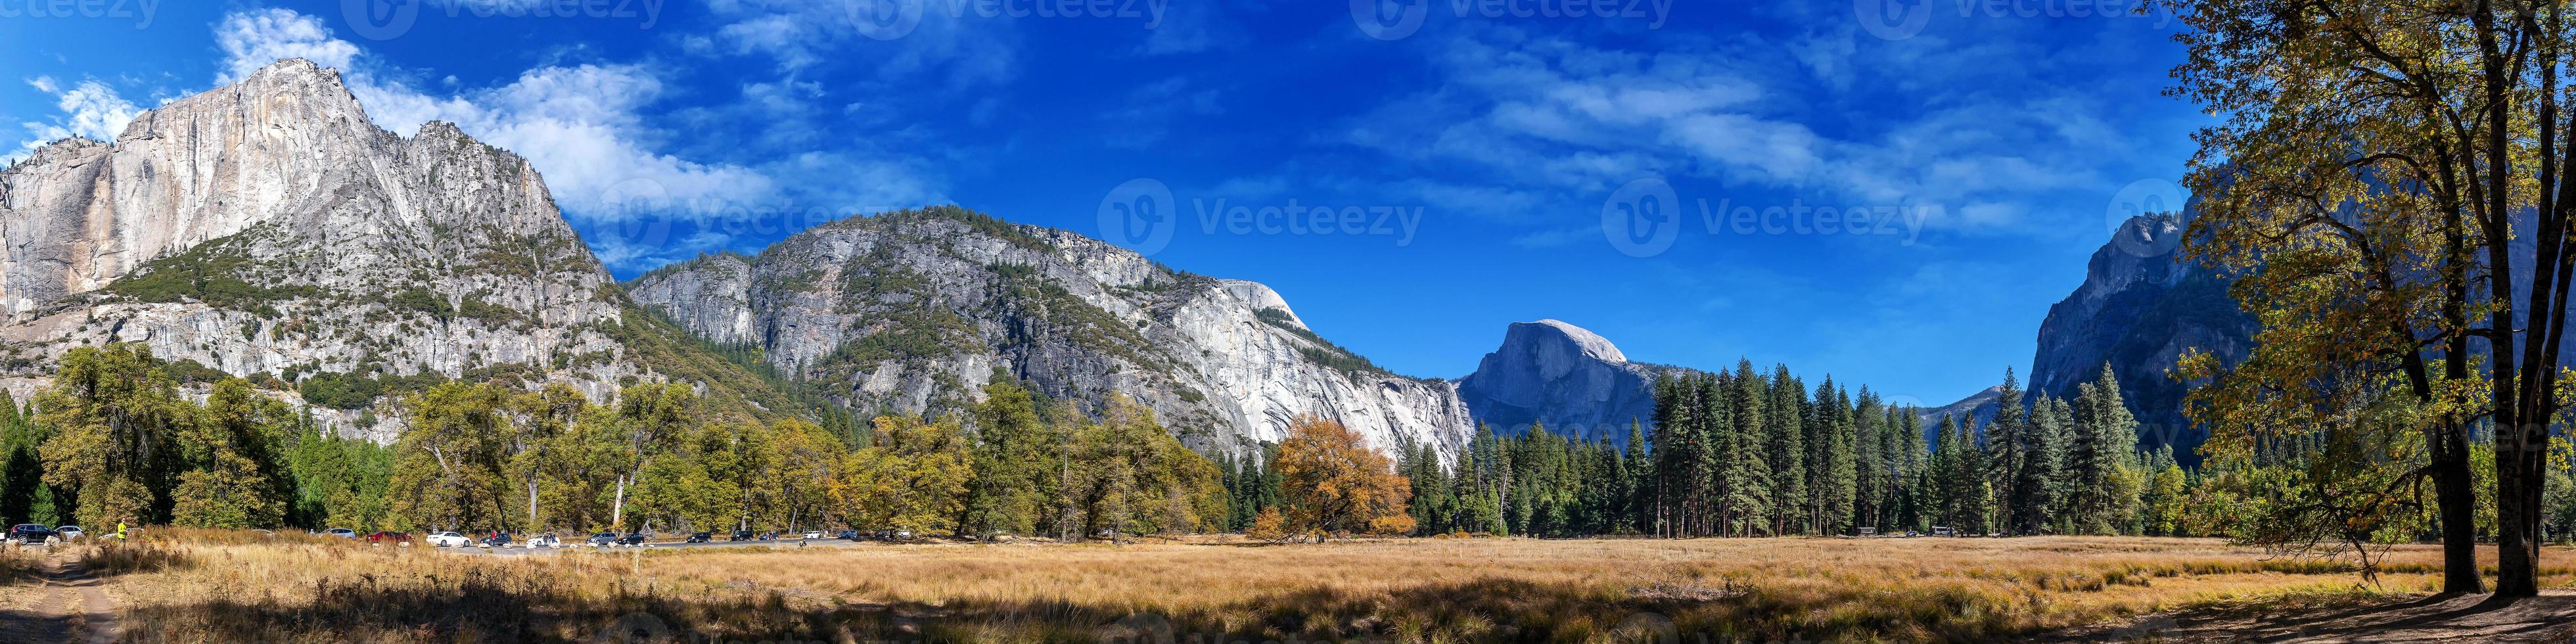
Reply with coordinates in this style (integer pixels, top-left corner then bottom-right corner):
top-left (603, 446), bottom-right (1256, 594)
top-left (114, 521), bottom-right (127, 540)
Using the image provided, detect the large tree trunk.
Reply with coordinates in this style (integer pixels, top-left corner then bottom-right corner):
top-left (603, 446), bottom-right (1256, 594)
top-left (2433, 423), bottom-right (2483, 594)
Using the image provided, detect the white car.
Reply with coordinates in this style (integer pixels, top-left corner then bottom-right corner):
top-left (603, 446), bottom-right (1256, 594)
top-left (526, 534), bottom-right (561, 549)
top-left (325, 528), bottom-right (358, 539)
top-left (425, 531), bottom-right (473, 548)
top-left (800, 530), bottom-right (823, 540)
top-left (53, 526), bottom-right (81, 541)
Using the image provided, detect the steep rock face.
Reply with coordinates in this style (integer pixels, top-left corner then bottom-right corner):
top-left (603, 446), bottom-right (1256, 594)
top-left (2027, 213), bottom-right (2253, 457)
top-left (0, 58), bottom-right (782, 439)
top-left (624, 210), bottom-right (1475, 460)
top-left (1454, 320), bottom-right (1685, 444)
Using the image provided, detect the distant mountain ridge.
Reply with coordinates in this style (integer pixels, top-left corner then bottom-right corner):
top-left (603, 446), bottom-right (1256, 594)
top-left (622, 209), bottom-right (1479, 461)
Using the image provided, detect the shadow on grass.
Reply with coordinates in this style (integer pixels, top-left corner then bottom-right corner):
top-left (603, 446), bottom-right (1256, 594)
top-left (117, 569), bottom-right (2087, 643)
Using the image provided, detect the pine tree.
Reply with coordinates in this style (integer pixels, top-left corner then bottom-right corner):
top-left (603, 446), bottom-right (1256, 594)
top-left (1985, 369), bottom-right (2025, 534)
top-left (1624, 420), bottom-right (1651, 535)
top-left (1764, 365), bottom-right (1806, 535)
top-left (2068, 365), bottom-right (2137, 534)
top-left (2015, 392), bottom-right (2068, 534)
top-left (1724, 362), bottom-right (1770, 536)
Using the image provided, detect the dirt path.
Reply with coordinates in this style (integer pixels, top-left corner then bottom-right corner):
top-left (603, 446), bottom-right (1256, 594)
top-left (2030, 589), bottom-right (2576, 643)
top-left (0, 549), bottom-right (120, 644)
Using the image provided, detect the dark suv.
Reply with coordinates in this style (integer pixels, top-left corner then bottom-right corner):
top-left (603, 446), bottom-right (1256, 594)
top-left (7, 524), bottom-right (59, 545)
top-left (729, 529), bottom-right (755, 541)
top-left (685, 532), bottom-right (712, 543)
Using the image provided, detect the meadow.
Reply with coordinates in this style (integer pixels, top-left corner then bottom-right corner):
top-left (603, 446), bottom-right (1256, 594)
top-left (19, 531), bottom-right (2576, 643)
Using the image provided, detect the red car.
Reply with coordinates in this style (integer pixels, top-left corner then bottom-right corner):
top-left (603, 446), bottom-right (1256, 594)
top-left (365, 531), bottom-right (412, 545)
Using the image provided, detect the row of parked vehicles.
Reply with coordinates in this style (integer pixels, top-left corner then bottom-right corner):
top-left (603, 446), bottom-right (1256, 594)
top-left (5, 524), bottom-right (85, 545)
top-left (19, 524), bottom-right (921, 548)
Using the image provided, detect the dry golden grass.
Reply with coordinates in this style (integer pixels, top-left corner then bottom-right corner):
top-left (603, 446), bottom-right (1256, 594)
top-left (45, 530), bottom-right (2576, 643)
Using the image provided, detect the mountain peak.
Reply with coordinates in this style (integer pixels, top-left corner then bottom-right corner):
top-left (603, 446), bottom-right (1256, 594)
top-left (1456, 319), bottom-right (1672, 444)
top-left (1512, 319), bottom-right (1627, 364)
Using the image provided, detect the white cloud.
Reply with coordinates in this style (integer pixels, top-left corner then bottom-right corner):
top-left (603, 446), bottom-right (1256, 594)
top-left (1336, 26), bottom-right (2144, 235)
top-left (12, 76), bottom-right (141, 157)
top-left (208, 9), bottom-right (786, 223)
top-left (216, 9), bottom-right (360, 84)
top-left (698, 0), bottom-right (1019, 89)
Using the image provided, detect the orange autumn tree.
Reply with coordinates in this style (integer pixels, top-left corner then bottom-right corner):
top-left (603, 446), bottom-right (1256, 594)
top-left (1274, 415), bottom-right (1414, 539)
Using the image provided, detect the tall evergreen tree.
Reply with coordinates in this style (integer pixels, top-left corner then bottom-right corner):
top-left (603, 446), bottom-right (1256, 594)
top-left (1985, 369), bottom-right (2025, 534)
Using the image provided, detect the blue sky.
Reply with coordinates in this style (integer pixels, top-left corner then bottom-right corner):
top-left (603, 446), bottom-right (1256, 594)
top-left (0, 0), bottom-right (2203, 407)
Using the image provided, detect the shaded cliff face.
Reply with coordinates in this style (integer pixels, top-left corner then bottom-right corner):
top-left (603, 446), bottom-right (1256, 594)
top-left (2026, 213), bottom-right (2253, 457)
top-left (0, 58), bottom-right (785, 438)
top-left (1454, 319), bottom-right (1686, 445)
top-left (623, 209), bottom-right (1475, 461)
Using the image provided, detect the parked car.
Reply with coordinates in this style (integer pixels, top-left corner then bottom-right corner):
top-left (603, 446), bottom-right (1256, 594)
top-left (481, 532), bottom-right (512, 547)
top-left (526, 533), bottom-right (561, 549)
top-left (836, 529), bottom-right (860, 541)
top-left (7, 524), bottom-right (59, 545)
top-left (685, 532), bottom-right (712, 543)
top-left (427, 531), bottom-right (472, 547)
top-left (365, 531), bottom-right (411, 545)
top-left (799, 530), bottom-right (823, 540)
top-left (251, 529), bottom-right (274, 537)
top-left (325, 528), bottom-right (358, 539)
top-left (617, 533), bottom-right (647, 546)
top-left (53, 526), bottom-right (82, 541)
top-left (587, 532), bottom-right (619, 547)
top-left (729, 529), bottom-right (755, 541)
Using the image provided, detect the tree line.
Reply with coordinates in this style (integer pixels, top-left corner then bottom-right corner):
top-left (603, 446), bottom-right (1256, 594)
top-left (11, 344), bottom-right (2569, 548)
top-left (1260, 362), bottom-right (2199, 540)
top-left (1, 344), bottom-right (1231, 538)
